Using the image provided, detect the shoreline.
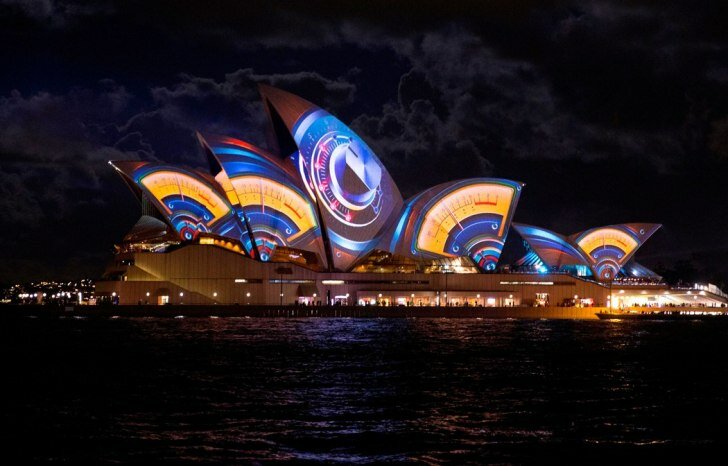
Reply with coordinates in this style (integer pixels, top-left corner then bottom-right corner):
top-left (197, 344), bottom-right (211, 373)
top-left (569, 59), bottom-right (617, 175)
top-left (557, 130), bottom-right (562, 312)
top-left (0, 304), bottom-right (603, 319)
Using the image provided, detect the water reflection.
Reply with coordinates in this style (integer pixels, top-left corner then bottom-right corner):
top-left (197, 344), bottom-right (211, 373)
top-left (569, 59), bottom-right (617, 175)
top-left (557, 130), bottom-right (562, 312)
top-left (2, 317), bottom-right (728, 463)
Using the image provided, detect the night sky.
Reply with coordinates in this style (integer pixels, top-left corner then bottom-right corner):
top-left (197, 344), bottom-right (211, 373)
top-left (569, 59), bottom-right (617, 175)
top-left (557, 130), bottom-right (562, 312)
top-left (2, 0), bottom-right (728, 285)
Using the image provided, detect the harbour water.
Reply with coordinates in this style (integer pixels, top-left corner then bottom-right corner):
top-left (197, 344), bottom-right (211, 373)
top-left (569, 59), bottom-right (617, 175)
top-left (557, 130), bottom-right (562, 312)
top-left (3, 316), bottom-right (728, 463)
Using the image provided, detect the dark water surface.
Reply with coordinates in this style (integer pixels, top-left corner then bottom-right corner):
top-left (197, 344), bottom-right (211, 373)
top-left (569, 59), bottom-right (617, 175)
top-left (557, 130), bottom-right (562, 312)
top-left (3, 317), bottom-right (728, 464)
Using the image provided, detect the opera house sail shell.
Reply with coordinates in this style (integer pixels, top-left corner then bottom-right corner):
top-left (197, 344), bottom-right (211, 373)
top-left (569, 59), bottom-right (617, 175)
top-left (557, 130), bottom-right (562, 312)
top-left (110, 161), bottom-right (249, 250)
top-left (514, 223), bottom-right (662, 281)
top-left (512, 223), bottom-right (590, 270)
top-left (197, 133), bottom-right (329, 268)
top-left (258, 85), bottom-right (404, 271)
top-left (570, 223), bottom-right (661, 281)
top-left (384, 179), bottom-right (523, 271)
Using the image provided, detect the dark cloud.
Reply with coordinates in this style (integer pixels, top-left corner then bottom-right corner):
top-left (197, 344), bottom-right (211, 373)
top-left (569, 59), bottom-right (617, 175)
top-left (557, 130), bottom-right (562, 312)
top-left (0, 82), bottom-right (136, 219)
top-left (0, 80), bottom-right (142, 281)
top-left (0, 0), bottom-right (113, 26)
top-left (709, 117), bottom-right (728, 161)
top-left (349, 27), bottom-right (689, 201)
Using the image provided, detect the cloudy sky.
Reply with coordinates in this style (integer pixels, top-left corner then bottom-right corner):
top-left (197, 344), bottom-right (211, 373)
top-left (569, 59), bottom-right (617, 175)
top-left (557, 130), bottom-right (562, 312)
top-left (1, 0), bottom-right (727, 284)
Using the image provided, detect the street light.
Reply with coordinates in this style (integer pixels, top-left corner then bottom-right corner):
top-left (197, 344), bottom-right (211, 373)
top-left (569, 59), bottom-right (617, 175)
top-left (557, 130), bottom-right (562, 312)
top-left (275, 266), bottom-right (293, 306)
top-left (443, 264), bottom-right (452, 306)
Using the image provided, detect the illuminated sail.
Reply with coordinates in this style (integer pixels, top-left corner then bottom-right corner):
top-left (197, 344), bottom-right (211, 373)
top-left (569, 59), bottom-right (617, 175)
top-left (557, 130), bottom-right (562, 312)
top-left (198, 133), bottom-right (328, 267)
top-left (110, 161), bottom-right (249, 248)
top-left (571, 224), bottom-right (661, 281)
top-left (512, 223), bottom-right (589, 269)
top-left (385, 178), bottom-right (523, 271)
top-left (259, 84), bottom-right (403, 271)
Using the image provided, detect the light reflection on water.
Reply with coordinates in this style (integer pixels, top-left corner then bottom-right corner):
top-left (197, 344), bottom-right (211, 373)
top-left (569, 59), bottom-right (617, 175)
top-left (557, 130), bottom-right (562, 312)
top-left (2, 317), bottom-right (728, 463)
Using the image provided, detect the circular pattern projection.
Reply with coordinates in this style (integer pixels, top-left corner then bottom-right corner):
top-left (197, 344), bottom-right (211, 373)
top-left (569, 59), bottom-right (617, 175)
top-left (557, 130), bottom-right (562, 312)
top-left (292, 109), bottom-right (402, 270)
top-left (298, 113), bottom-right (384, 228)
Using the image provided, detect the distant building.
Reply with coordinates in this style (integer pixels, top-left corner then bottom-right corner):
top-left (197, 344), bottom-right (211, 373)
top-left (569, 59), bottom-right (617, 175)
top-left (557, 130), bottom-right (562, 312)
top-left (96, 86), bottom-right (727, 309)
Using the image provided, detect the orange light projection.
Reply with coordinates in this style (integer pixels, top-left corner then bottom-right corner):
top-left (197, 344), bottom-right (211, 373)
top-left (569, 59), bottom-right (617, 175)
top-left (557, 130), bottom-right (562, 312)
top-left (140, 171), bottom-right (230, 223)
top-left (416, 183), bottom-right (516, 256)
top-left (576, 228), bottom-right (639, 261)
top-left (213, 171), bottom-right (241, 206)
top-left (229, 176), bottom-right (318, 240)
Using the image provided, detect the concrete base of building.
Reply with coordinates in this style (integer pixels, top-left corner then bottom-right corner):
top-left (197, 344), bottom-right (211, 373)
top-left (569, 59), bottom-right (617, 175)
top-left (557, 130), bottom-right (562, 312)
top-left (0, 304), bottom-right (604, 319)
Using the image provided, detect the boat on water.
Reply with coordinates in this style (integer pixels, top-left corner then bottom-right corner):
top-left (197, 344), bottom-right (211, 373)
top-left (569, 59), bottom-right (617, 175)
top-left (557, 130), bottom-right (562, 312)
top-left (596, 309), bottom-right (728, 321)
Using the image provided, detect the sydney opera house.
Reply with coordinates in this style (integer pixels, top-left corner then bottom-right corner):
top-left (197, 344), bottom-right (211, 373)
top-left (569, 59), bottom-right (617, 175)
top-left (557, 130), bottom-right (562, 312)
top-left (96, 85), bottom-right (727, 308)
